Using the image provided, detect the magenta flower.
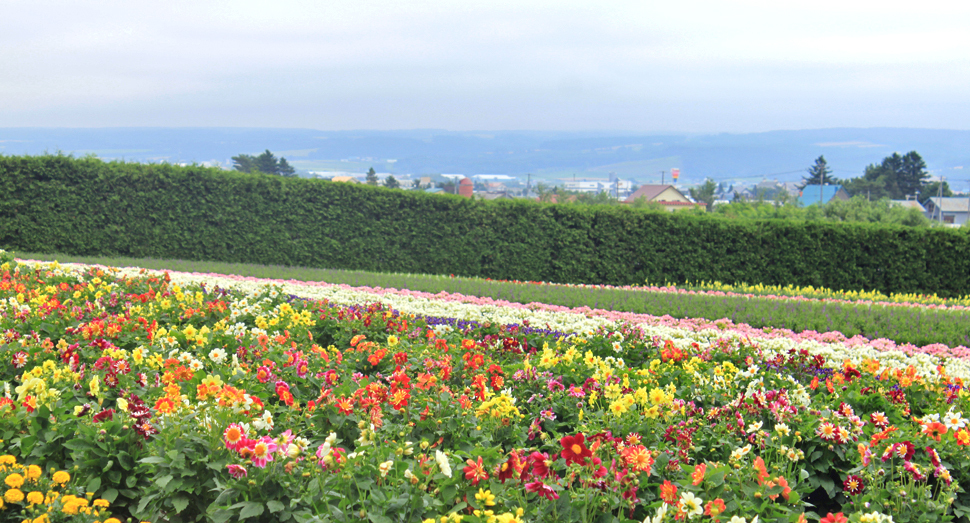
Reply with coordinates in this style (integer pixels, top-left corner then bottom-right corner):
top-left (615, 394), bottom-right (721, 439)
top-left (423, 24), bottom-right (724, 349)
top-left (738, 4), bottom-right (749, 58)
top-left (227, 464), bottom-right (248, 479)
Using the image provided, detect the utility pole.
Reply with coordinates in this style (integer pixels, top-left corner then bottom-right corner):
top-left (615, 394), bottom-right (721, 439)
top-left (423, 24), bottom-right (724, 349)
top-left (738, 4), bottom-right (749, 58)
top-left (937, 176), bottom-right (946, 225)
top-left (819, 169), bottom-right (825, 207)
top-left (660, 170), bottom-right (666, 185)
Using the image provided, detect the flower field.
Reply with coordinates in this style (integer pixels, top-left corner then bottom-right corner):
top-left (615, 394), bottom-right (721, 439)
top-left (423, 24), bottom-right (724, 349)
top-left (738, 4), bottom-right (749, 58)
top-left (2, 251), bottom-right (970, 523)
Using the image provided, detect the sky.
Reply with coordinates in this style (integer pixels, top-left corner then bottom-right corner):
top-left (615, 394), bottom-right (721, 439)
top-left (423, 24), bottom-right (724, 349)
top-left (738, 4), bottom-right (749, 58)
top-left (2, 0), bottom-right (969, 132)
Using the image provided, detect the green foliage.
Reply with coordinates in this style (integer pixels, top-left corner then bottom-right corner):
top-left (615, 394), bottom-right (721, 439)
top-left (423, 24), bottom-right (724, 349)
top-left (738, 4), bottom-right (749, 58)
top-left (800, 155), bottom-right (835, 190)
top-left (384, 174), bottom-right (401, 189)
top-left (712, 196), bottom-right (931, 227)
top-left (233, 150), bottom-right (297, 177)
top-left (366, 167), bottom-right (378, 186)
top-left (3, 154), bottom-right (970, 298)
top-left (843, 151), bottom-right (929, 200)
top-left (688, 179), bottom-right (717, 212)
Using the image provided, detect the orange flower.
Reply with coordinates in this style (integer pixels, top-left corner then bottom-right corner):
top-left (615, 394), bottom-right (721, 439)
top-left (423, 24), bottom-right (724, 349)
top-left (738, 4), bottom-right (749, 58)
top-left (691, 462), bottom-right (706, 485)
top-left (659, 480), bottom-right (678, 504)
top-left (922, 422), bottom-right (947, 442)
top-left (753, 456), bottom-right (769, 485)
top-left (954, 429), bottom-right (970, 446)
top-left (704, 498), bottom-right (726, 517)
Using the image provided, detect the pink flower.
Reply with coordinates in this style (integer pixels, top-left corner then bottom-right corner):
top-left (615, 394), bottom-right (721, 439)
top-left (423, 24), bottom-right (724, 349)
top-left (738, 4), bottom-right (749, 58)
top-left (227, 464), bottom-right (248, 479)
top-left (251, 436), bottom-right (279, 468)
top-left (525, 480), bottom-right (559, 500)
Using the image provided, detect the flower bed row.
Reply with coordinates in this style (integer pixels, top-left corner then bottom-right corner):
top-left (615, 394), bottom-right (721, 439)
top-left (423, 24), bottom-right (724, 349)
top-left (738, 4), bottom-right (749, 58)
top-left (1, 257), bottom-right (969, 523)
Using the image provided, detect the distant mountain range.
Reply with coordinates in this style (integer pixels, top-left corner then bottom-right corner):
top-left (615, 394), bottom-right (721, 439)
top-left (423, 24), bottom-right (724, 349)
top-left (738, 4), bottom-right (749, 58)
top-left (1, 127), bottom-right (967, 187)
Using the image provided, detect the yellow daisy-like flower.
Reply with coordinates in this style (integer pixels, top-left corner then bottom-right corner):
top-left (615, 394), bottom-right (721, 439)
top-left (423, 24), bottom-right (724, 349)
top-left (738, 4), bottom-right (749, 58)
top-left (4, 488), bottom-right (24, 504)
top-left (51, 470), bottom-right (70, 485)
top-left (25, 465), bottom-right (42, 480)
top-left (26, 491), bottom-right (44, 505)
top-left (93, 498), bottom-right (110, 508)
top-left (4, 473), bottom-right (24, 489)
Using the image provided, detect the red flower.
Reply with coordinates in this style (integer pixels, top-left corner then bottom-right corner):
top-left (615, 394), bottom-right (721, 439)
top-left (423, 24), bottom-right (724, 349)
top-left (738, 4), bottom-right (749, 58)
top-left (659, 480), bottom-right (678, 504)
top-left (560, 433), bottom-right (593, 466)
top-left (525, 480), bottom-right (559, 500)
top-left (704, 498), bottom-right (727, 517)
top-left (523, 451), bottom-right (552, 479)
top-left (463, 456), bottom-right (489, 485)
top-left (820, 513), bottom-right (848, 523)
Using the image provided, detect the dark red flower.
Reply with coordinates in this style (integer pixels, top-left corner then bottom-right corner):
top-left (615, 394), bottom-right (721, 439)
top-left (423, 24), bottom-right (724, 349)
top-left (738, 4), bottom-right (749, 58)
top-left (560, 433), bottom-right (593, 466)
top-left (843, 475), bottom-right (864, 495)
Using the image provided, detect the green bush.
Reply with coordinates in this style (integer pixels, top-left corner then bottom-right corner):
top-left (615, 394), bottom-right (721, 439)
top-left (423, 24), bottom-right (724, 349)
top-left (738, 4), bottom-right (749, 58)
top-left (2, 154), bottom-right (969, 296)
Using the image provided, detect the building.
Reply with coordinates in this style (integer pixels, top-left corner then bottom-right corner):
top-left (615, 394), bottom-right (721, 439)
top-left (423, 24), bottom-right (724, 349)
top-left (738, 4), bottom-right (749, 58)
top-left (889, 200), bottom-right (927, 213)
top-left (623, 184), bottom-right (701, 211)
top-left (924, 197), bottom-right (970, 225)
top-left (564, 178), bottom-right (634, 199)
top-left (798, 185), bottom-right (850, 206)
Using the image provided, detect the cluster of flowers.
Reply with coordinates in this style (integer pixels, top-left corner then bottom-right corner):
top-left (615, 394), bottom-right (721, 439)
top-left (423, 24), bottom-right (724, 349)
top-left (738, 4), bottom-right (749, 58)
top-left (0, 455), bottom-right (122, 522)
top-left (1, 256), bottom-right (968, 522)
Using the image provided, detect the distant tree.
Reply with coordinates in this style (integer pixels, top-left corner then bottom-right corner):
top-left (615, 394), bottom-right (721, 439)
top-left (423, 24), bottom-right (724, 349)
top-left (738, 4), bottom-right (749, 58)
top-left (897, 151), bottom-right (930, 200)
top-left (232, 150), bottom-right (296, 176)
top-left (919, 180), bottom-right (953, 204)
top-left (277, 157), bottom-right (297, 177)
top-left (800, 156), bottom-right (835, 190)
top-left (366, 167), bottom-right (379, 186)
top-left (842, 151), bottom-right (928, 200)
top-left (689, 178), bottom-right (717, 211)
top-left (254, 150), bottom-right (279, 174)
top-left (231, 154), bottom-right (255, 173)
top-left (384, 175), bottom-right (401, 189)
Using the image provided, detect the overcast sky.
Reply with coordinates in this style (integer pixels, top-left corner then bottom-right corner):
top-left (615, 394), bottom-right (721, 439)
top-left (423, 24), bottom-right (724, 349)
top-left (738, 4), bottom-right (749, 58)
top-left (2, 0), bottom-right (968, 132)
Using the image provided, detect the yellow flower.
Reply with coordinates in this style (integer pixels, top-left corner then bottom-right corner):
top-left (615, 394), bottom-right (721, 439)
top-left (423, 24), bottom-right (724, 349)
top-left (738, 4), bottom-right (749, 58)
top-left (104, 518), bottom-right (122, 523)
top-left (93, 498), bottom-right (110, 508)
top-left (51, 471), bottom-right (70, 485)
top-left (26, 491), bottom-right (43, 505)
top-left (4, 488), bottom-right (24, 503)
top-left (475, 488), bottom-right (496, 507)
top-left (5, 473), bottom-right (24, 489)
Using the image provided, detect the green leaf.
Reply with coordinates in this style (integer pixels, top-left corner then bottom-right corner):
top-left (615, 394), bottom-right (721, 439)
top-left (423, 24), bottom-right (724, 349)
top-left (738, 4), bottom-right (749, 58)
top-left (240, 502), bottom-right (265, 519)
top-left (267, 500), bottom-right (285, 513)
top-left (140, 456), bottom-right (166, 464)
top-left (172, 494), bottom-right (190, 513)
top-left (367, 514), bottom-right (393, 523)
top-left (86, 476), bottom-right (102, 493)
top-left (103, 488), bottom-right (119, 503)
top-left (117, 450), bottom-right (134, 470)
top-left (156, 474), bottom-right (174, 489)
top-left (64, 438), bottom-right (97, 451)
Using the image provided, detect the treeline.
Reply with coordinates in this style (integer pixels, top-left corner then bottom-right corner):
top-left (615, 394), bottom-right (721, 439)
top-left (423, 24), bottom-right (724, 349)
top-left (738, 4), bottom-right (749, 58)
top-left (2, 154), bottom-right (970, 296)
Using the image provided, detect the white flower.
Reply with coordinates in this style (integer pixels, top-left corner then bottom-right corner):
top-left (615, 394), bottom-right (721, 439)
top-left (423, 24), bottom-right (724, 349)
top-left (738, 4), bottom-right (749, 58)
top-left (775, 423), bottom-right (790, 436)
top-left (944, 410), bottom-right (966, 430)
top-left (677, 491), bottom-right (703, 518)
top-left (378, 460), bottom-right (394, 478)
top-left (435, 450), bottom-right (452, 478)
top-left (325, 432), bottom-right (338, 445)
top-left (253, 410), bottom-right (273, 431)
top-left (286, 443), bottom-right (301, 458)
top-left (747, 421), bottom-right (763, 433)
top-left (209, 348), bottom-right (227, 363)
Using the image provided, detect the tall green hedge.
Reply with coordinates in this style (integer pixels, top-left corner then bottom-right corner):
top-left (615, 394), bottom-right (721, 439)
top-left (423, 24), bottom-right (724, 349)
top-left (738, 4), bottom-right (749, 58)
top-left (3, 154), bottom-right (969, 296)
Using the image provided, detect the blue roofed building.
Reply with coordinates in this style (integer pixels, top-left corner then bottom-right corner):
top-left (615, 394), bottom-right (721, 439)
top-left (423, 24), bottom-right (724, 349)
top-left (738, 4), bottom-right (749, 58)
top-left (798, 185), bottom-right (851, 206)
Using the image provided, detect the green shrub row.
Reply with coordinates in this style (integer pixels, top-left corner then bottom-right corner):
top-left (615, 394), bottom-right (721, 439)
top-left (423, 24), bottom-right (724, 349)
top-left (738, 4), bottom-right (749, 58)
top-left (3, 154), bottom-right (970, 296)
